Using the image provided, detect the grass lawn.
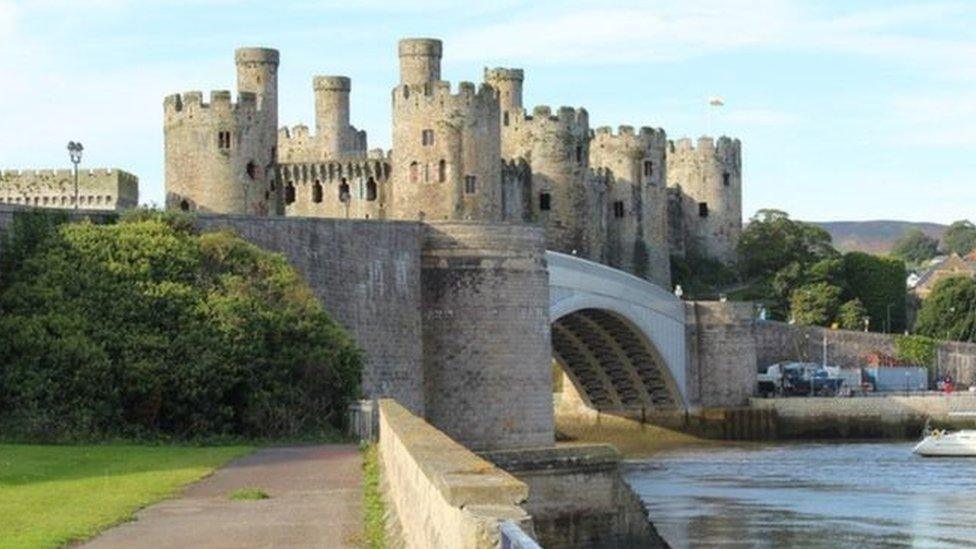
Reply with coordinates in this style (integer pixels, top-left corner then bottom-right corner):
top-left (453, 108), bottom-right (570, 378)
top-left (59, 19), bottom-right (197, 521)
top-left (0, 444), bottom-right (252, 548)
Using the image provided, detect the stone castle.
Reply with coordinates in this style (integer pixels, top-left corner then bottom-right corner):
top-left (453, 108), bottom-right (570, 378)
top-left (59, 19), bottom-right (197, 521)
top-left (164, 38), bottom-right (742, 285)
top-left (0, 169), bottom-right (138, 211)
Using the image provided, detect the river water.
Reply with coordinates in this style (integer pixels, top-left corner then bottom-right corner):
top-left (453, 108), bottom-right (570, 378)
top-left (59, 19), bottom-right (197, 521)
top-left (623, 442), bottom-right (976, 548)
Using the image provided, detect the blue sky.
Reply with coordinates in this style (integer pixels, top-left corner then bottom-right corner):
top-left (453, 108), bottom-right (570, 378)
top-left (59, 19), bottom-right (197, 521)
top-left (1, 0), bottom-right (974, 223)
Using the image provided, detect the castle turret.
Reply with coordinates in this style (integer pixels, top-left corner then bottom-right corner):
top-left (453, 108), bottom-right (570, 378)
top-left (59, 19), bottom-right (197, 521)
top-left (398, 38), bottom-right (442, 85)
top-left (391, 40), bottom-right (502, 222)
top-left (484, 67), bottom-right (524, 118)
top-left (164, 48), bottom-right (280, 215)
top-left (666, 136), bottom-right (742, 264)
top-left (314, 76), bottom-right (350, 150)
top-left (590, 125), bottom-right (670, 286)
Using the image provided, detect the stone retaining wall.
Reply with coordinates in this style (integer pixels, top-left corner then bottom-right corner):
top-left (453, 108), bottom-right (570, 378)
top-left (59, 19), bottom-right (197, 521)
top-left (751, 394), bottom-right (976, 438)
top-left (377, 399), bottom-right (534, 549)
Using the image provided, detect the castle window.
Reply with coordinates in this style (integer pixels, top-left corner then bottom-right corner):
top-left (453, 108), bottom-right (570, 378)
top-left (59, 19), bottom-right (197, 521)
top-left (699, 202), bottom-right (709, 217)
top-left (613, 200), bottom-right (625, 218)
top-left (539, 192), bottom-right (551, 211)
top-left (410, 161), bottom-right (419, 184)
top-left (366, 178), bottom-right (377, 201)
top-left (246, 161), bottom-right (257, 180)
top-left (643, 160), bottom-right (654, 178)
top-left (464, 175), bottom-right (477, 194)
top-left (438, 159), bottom-right (446, 182)
top-left (339, 179), bottom-right (350, 202)
top-left (180, 200), bottom-right (190, 211)
top-left (423, 163), bottom-right (430, 183)
top-left (422, 129), bottom-right (435, 146)
top-left (285, 183), bottom-right (296, 205)
top-left (723, 172), bottom-right (731, 186)
top-left (218, 131), bottom-right (231, 150)
top-left (312, 181), bottom-right (323, 203)
top-left (575, 145), bottom-right (583, 164)
top-left (503, 111), bottom-right (510, 127)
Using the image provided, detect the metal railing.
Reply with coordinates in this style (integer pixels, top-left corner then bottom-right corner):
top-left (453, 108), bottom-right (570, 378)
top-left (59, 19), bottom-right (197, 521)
top-left (500, 520), bottom-right (542, 549)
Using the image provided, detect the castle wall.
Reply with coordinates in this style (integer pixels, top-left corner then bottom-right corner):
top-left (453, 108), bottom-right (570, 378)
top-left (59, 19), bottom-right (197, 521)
top-left (277, 154), bottom-right (390, 220)
top-left (685, 301), bottom-right (758, 408)
top-left (590, 126), bottom-right (670, 287)
top-left (421, 222), bottom-right (554, 450)
top-left (0, 169), bottom-right (137, 210)
top-left (666, 137), bottom-right (742, 263)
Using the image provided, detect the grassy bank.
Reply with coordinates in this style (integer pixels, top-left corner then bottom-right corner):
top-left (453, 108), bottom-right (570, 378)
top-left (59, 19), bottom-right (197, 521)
top-left (0, 444), bottom-right (251, 548)
top-left (361, 444), bottom-right (386, 549)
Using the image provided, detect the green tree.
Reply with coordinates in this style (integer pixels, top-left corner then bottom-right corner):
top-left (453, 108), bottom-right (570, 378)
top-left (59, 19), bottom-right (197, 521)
top-left (737, 209), bottom-right (837, 280)
top-left (943, 220), bottom-right (976, 256)
top-left (915, 277), bottom-right (976, 342)
top-left (790, 282), bottom-right (842, 326)
top-left (842, 252), bottom-right (907, 333)
top-left (891, 229), bottom-right (939, 264)
top-left (0, 211), bottom-right (362, 441)
top-left (837, 298), bottom-right (868, 330)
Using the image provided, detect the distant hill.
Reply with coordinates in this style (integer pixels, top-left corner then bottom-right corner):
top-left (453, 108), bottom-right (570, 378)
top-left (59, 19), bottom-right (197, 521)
top-left (809, 220), bottom-right (947, 255)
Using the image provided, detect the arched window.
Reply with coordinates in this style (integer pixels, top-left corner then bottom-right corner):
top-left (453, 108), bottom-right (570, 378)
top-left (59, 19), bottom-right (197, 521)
top-left (575, 145), bottom-right (583, 164)
top-left (539, 192), bottom-right (551, 211)
top-left (285, 183), bottom-right (296, 205)
top-left (409, 161), bottom-right (419, 183)
top-left (438, 159), bottom-right (446, 182)
top-left (503, 111), bottom-right (510, 127)
top-left (366, 178), bottom-right (377, 201)
top-left (723, 172), bottom-right (731, 186)
top-left (339, 179), bottom-right (350, 202)
top-left (312, 181), bottom-right (323, 203)
top-left (180, 200), bottom-right (190, 211)
top-left (246, 161), bottom-right (257, 180)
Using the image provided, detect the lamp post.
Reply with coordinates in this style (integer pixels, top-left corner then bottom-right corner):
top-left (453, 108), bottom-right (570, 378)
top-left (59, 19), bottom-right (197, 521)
top-left (67, 141), bottom-right (83, 209)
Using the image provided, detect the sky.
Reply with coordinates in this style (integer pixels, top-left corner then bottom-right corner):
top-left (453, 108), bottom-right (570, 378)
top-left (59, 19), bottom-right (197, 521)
top-left (1, 0), bottom-right (974, 223)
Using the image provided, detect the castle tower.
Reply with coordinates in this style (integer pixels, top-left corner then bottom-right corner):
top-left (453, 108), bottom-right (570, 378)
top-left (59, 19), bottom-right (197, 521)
top-left (666, 136), bottom-right (742, 264)
top-left (235, 47), bottom-right (279, 150)
top-left (398, 38), bottom-right (442, 85)
top-left (391, 40), bottom-right (502, 221)
top-left (590, 126), bottom-right (671, 286)
top-left (314, 76), bottom-right (351, 156)
top-left (164, 48), bottom-right (279, 215)
top-left (484, 68), bottom-right (524, 119)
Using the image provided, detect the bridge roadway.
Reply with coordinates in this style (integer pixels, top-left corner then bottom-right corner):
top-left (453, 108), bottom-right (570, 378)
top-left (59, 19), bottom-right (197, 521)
top-left (548, 251), bottom-right (687, 413)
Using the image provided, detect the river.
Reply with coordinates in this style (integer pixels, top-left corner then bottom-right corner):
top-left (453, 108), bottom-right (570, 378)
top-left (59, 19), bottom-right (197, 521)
top-left (623, 442), bottom-right (976, 548)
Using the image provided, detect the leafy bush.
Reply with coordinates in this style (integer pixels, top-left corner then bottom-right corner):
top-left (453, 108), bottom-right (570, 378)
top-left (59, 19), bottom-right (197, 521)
top-left (842, 252), bottom-right (906, 333)
top-left (0, 211), bottom-right (362, 441)
top-left (915, 277), bottom-right (976, 342)
top-left (944, 220), bottom-right (976, 256)
top-left (893, 334), bottom-right (937, 367)
top-left (789, 282), bottom-right (842, 326)
top-left (891, 229), bottom-right (939, 265)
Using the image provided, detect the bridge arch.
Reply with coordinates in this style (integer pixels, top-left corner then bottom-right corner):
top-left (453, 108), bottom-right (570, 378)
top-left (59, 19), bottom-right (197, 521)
top-left (548, 252), bottom-right (688, 412)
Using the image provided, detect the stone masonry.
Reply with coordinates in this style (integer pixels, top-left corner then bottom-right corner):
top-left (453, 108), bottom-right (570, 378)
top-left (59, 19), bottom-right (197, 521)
top-left (0, 169), bottom-right (138, 210)
top-left (164, 37), bottom-right (744, 288)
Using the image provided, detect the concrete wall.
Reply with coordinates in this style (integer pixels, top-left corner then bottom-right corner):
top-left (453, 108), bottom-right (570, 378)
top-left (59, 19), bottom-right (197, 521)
top-left (377, 399), bottom-right (533, 549)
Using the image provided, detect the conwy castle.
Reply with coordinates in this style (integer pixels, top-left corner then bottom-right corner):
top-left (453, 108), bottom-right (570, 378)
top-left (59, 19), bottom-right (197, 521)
top-left (163, 38), bottom-right (743, 285)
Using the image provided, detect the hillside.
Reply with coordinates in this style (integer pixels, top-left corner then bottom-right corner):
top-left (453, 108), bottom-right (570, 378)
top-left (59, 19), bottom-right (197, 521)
top-left (810, 220), bottom-right (947, 255)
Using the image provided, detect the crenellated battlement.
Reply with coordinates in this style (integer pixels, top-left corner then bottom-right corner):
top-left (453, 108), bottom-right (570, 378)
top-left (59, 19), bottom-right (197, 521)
top-left (669, 136), bottom-right (741, 158)
top-left (393, 80), bottom-right (497, 111)
top-left (510, 105), bottom-right (589, 133)
top-left (163, 90), bottom-right (258, 120)
top-left (484, 67), bottom-right (524, 82)
top-left (592, 125), bottom-right (667, 149)
top-left (313, 75), bottom-right (351, 92)
top-left (277, 157), bottom-right (392, 185)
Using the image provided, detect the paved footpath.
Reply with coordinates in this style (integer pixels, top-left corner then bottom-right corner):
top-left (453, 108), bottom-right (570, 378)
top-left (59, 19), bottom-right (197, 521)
top-left (84, 445), bottom-right (363, 549)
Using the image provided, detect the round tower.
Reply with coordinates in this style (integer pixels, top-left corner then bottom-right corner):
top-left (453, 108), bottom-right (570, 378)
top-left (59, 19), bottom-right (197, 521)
top-left (666, 136), bottom-right (742, 263)
top-left (391, 66), bottom-right (502, 221)
top-left (590, 125), bottom-right (670, 286)
top-left (164, 90), bottom-right (271, 214)
top-left (398, 38), bottom-right (442, 85)
top-left (484, 67), bottom-right (524, 116)
top-left (235, 47), bottom-right (279, 142)
top-left (313, 76), bottom-right (351, 157)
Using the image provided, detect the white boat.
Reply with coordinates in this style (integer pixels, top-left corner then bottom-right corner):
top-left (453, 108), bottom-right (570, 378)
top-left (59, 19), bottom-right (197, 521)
top-left (913, 430), bottom-right (976, 457)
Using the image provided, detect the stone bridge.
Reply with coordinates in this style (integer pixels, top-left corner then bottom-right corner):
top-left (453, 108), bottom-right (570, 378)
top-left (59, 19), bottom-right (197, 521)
top-left (548, 252), bottom-right (687, 413)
